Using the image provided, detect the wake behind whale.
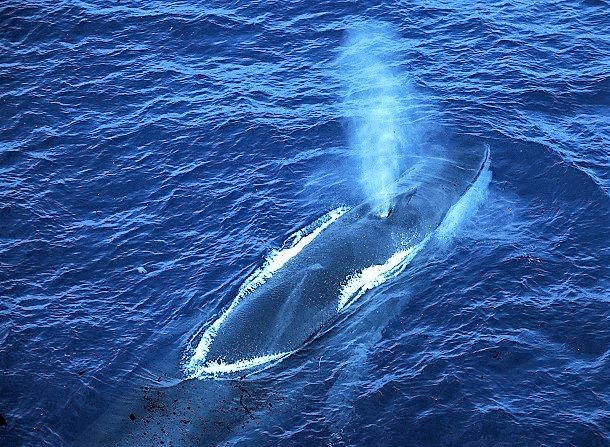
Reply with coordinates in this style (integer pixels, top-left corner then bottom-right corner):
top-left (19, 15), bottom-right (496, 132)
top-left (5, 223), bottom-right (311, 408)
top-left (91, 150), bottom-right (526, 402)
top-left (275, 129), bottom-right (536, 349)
top-left (186, 145), bottom-right (491, 378)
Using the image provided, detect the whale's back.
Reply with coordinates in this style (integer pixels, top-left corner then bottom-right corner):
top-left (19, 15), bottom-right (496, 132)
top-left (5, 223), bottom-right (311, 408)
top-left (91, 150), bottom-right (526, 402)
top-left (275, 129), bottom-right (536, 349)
top-left (189, 145), bottom-right (491, 376)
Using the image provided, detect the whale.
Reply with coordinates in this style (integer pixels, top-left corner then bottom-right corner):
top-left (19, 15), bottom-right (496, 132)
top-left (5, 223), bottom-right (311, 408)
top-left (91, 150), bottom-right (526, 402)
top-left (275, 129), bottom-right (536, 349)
top-left (186, 144), bottom-right (491, 377)
top-left (80, 145), bottom-right (491, 447)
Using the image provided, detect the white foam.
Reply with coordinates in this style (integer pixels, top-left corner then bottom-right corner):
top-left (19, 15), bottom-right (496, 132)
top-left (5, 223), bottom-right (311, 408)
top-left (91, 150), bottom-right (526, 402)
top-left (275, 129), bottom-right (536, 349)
top-left (338, 152), bottom-right (491, 312)
top-left (337, 237), bottom-right (429, 312)
top-left (236, 206), bottom-right (350, 299)
top-left (186, 207), bottom-right (349, 376)
top-left (188, 352), bottom-right (291, 378)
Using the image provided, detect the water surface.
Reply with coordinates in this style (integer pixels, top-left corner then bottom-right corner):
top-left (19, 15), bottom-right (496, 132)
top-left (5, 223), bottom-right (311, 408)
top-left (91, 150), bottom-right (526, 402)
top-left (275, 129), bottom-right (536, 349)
top-left (1, 1), bottom-right (609, 446)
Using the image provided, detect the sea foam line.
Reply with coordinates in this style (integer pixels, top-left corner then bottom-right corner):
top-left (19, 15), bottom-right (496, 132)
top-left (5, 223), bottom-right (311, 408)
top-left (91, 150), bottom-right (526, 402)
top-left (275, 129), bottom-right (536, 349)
top-left (186, 207), bottom-right (349, 376)
top-left (236, 206), bottom-right (350, 299)
top-left (188, 352), bottom-right (291, 378)
top-left (337, 237), bottom-right (429, 312)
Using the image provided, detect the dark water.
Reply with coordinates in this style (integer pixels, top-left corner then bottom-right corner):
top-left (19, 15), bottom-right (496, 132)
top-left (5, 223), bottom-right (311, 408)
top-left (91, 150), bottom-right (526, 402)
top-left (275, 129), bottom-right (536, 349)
top-left (1, 1), bottom-right (609, 446)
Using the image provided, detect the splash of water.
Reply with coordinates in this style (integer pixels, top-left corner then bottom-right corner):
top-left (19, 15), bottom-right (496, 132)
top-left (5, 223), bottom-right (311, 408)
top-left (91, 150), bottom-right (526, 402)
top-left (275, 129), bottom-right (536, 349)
top-left (339, 22), bottom-right (416, 215)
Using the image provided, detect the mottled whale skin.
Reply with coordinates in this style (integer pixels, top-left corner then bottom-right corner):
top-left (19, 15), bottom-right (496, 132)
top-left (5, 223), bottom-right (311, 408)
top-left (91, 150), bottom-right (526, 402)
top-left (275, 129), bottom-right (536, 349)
top-left (192, 145), bottom-right (490, 373)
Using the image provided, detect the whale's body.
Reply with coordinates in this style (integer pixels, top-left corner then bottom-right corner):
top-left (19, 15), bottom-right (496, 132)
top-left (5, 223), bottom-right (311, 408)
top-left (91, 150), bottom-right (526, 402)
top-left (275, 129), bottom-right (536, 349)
top-left (82, 146), bottom-right (491, 447)
top-left (187, 146), bottom-right (491, 376)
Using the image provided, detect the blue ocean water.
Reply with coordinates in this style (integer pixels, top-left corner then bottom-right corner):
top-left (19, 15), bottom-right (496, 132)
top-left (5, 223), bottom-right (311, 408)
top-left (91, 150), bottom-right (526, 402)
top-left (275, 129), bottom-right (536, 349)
top-left (1, 1), bottom-right (609, 446)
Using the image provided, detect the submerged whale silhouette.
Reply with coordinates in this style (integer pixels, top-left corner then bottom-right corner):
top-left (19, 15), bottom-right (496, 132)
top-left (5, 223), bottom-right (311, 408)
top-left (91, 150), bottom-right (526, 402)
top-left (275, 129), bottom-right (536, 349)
top-left (186, 145), bottom-right (491, 377)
